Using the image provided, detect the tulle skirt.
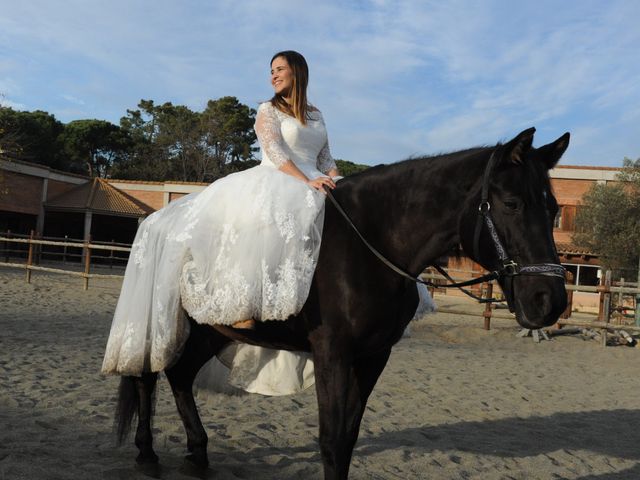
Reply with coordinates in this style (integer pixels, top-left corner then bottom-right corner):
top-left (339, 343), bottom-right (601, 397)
top-left (102, 165), bottom-right (326, 377)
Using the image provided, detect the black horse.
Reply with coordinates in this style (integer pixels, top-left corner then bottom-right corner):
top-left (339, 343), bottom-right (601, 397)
top-left (115, 127), bottom-right (570, 479)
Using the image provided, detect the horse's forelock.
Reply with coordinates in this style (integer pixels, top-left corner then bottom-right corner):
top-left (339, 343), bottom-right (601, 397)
top-left (520, 150), bottom-right (555, 208)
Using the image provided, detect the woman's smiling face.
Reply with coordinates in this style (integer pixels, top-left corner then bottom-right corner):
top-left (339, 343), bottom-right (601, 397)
top-left (270, 56), bottom-right (293, 97)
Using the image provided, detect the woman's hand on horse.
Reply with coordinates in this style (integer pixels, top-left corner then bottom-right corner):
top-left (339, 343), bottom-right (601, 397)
top-left (307, 176), bottom-right (336, 193)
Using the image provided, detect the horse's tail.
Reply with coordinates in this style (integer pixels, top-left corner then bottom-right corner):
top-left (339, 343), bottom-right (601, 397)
top-left (115, 372), bottom-right (158, 445)
top-left (115, 376), bottom-right (141, 445)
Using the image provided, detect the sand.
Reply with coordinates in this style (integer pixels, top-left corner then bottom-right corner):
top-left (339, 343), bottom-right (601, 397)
top-left (1, 266), bottom-right (640, 479)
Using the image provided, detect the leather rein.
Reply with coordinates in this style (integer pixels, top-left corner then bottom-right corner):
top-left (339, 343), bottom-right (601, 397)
top-left (324, 149), bottom-right (566, 304)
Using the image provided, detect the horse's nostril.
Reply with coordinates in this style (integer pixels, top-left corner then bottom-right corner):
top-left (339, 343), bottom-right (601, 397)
top-left (535, 291), bottom-right (552, 317)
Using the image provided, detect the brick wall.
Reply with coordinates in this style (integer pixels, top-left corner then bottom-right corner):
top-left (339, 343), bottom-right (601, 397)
top-left (550, 178), bottom-right (594, 206)
top-left (169, 192), bottom-right (188, 202)
top-left (47, 179), bottom-right (80, 201)
top-left (0, 171), bottom-right (44, 215)
top-left (121, 189), bottom-right (165, 211)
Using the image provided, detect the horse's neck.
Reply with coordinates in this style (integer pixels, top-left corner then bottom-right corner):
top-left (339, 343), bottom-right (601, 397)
top-left (351, 151), bottom-right (488, 276)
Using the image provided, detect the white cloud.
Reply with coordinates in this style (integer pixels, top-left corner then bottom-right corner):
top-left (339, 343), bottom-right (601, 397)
top-left (0, 96), bottom-right (26, 110)
top-left (61, 94), bottom-right (85, 106)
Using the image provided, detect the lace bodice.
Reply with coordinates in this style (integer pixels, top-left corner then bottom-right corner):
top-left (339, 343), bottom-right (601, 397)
top-left (254, 102), bottom-right (337, 174)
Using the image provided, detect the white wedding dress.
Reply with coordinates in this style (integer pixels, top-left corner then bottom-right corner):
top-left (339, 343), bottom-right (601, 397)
top-left (102, 102), bottom-right (337, 395)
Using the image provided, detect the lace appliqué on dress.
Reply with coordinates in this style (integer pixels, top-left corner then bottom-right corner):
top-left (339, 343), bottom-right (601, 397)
top-left (255, 103), bottom-right (290, 167)
top-left (317, 141), bottom-right (337, 174)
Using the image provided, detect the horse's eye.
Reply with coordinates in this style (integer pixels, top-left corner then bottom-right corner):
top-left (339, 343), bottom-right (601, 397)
top-left (504, 200), bottom-right (519, 210)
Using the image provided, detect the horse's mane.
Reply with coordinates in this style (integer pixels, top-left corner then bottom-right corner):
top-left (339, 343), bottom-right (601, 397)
top-left (336, 146), bottom-right (493, 187)
top-left (337, 143), bottom-right (553, 209)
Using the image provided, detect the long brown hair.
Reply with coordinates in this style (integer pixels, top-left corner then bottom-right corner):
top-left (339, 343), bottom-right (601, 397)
top-left (270, 50), bottom-right (311, 125)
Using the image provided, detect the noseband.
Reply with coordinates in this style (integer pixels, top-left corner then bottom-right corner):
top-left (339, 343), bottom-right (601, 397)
top-left (324, 147), bottom-right (565, 303)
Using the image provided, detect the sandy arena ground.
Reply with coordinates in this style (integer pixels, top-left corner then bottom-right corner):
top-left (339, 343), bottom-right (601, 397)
top-left (1, 266), bottom-right (640, 479)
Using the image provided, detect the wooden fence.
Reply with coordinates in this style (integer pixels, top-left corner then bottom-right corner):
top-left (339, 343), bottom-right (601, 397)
top-left (421, 267), bottom-right (640, 344)
top-left (1, 232), bottom-right (638, 343)
top-left (0, 230), bottom-right (130, 290)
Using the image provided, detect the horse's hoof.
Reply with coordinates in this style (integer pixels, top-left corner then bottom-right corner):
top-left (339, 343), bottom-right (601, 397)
top-left (183, 452), bottom-right (209, 469)
top-left (180, 454), bottom-right (211, 479)
top-left (135, 459), bottom-right (162, 478)
top-left (136, 451), bottom-right (159, 465)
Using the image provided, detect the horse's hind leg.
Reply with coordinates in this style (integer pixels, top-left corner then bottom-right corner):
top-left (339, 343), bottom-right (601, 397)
top-left (115, 373), bottom-right (159, 469)
top-left (132, 373), bottom-right (159, 465)
top-left (165, 323), bottom-right (229, 469)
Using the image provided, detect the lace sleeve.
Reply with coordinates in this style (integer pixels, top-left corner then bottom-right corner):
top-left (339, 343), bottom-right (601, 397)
top-left (315, 111), bottom-right (337, 174)
top-left (254, 102), bottom-right (289, 167)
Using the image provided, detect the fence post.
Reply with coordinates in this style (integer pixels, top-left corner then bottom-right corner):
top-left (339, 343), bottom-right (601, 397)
top-left (483, 281), bottom-right (493, 330)
top-left (83, 236), bottom-right (91, 290)
top-left (4, 230), bottom-right (10, 263)
top-left (109, 239), bottom-right (115, 269)
top-left (63, 235), bottom-right (68, 264)
top-left (636, 256), bottom-right (640, 327)
top-left (615, 277), bottom-right (625, 324)
top-left (36, 231), bottom-right (42, 265)
top-left (599, 270), bottom-right (612, 346)
top-left (560, 271), bottom-right (574, 320)
top-left (26, 230), bottom-right (34, 283)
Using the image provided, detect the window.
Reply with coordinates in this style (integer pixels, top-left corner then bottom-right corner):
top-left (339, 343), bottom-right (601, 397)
top-left (562, 263), bottom-right (601, 287)
top-left (553, 206), bottom-right (563, 229)
top-left (578, 265), bottom-right (600, 286)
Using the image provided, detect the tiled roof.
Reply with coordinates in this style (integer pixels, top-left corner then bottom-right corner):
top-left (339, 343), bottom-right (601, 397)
top-left (0, 157), bottom-right (89, 179)
top-left (556, 242), bottom-right (597, 256)
top-left (45, 178), bottom-right (153, 216)
top-left (555, 165), bottom-right (621, 172)
top-left (106, 178), bottom-right (209, 186)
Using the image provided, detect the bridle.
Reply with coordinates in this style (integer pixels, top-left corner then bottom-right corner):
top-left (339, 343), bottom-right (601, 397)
top-left (324, 147), bottom-right (566, 304)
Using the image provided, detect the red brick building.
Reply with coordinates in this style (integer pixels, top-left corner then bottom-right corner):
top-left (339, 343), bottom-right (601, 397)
top-left (0, 158), bottom-right (86, 234)
top-left (0, 159), bottom-right (206, 243)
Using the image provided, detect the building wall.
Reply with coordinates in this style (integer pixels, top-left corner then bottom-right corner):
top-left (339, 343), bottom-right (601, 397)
top-left (47, 179), bottom-right (79, 201)
top-left (121, 189), bottom-right (165, 211)
top-left (169, 192), bottom-right (188, 202)
top-left (107, 180), bottom-right (207, 211)
top-left (551, 178), bottom-right (596, 206)
top-left (0, 170), bottom-right (44, 215)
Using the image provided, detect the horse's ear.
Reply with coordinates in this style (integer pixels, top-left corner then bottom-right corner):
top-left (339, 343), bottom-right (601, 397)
top-left (501, 127), bottom-right (535, 165)
top-left (536, 132), bottom-right (570, 169)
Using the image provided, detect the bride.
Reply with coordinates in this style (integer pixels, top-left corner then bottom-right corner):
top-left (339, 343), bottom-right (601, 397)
top-left (102, 50), bottom-right (342, 395)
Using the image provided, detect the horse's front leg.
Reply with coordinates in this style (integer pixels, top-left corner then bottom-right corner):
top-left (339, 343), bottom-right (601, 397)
top-left (313, 345), bottom-right (391, 480)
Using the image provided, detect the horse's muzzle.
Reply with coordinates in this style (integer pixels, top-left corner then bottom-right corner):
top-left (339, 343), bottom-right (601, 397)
top-left (513, 276), bottom-right (567, 329)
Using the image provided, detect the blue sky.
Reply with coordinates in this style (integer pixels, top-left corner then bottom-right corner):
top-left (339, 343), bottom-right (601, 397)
top-left (1, 0), bottom-right (638, 167)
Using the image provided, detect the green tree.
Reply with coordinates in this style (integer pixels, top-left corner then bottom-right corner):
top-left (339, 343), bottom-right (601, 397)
top-left (201, 96), bottom-right (258, 180)
top-left (59, 119), bottom-right (130, 177)
top-left (335, 159), bottom-right (369, 176)
top-left (0, 107), bottom-right (64, 167)
top-left (574, 158), bottom-right (640, 277)
top-left (157, 103), bottom-right (202, 181)
top-left (114, 97), bottom-right (258, 182)
top-left (113, 100), bottom-right (175, 180)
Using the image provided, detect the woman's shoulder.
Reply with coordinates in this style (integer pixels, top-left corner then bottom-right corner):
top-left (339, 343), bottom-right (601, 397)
top-left (258, 101), bottom-right (290, 118)
top-left (307, 104), bottom-right (324, 121)
top-left (258, 101), bottom-right (275, 113)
